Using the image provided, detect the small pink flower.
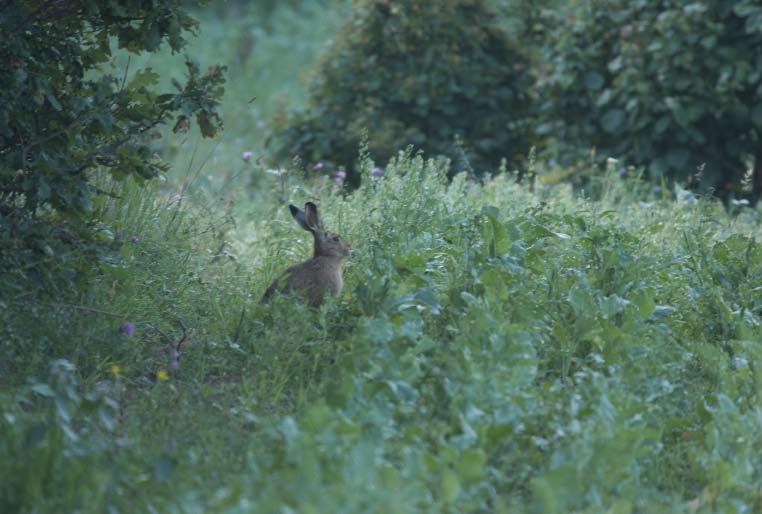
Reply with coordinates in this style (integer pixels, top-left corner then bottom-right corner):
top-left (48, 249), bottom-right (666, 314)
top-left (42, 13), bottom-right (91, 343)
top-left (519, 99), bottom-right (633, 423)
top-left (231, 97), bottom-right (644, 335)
top-left (130, 235), bottom-right (139, 243)
top-left (334, 168), bottom-right (346, 186)
top-left (313, 161), bottom-right (324, 171)
top-left (120, 322), bottom-right (135, 336)
top-left (371, 166), bottom-right (384, 178)
top-left (242, 151), bottom-right (254, 162)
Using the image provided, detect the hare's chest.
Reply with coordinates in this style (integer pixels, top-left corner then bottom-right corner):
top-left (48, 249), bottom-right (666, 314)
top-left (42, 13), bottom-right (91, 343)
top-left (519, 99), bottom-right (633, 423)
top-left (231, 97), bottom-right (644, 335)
top-left (318, 264), bottom-right (342, 296)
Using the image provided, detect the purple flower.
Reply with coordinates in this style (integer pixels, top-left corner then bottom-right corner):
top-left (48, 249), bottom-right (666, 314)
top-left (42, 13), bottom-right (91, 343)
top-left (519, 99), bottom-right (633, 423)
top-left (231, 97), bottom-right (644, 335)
top-left (334, 168), bottom-right (347, 186)
top-left (171, 350), bottom-right (180, 370)
top-left (371, 166), bottom-right (384, 178)
top-left (120, 322), bottom-right (135, 336)
top-left (313, 161), bottom-right (324, 171)
top-left (653, 185), bottom-right (662, 194)
top-left (130, 235), bottom-right (139, 243)
top-left (242, 151), bottom-right (254, 162)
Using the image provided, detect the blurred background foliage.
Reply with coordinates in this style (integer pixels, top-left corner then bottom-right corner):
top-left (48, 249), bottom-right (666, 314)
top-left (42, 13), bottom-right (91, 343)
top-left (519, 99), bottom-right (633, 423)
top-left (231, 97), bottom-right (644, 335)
top-left (271, 0), bottom-right (535, 182)
top-left (537, 0), bottom-right (762, 199)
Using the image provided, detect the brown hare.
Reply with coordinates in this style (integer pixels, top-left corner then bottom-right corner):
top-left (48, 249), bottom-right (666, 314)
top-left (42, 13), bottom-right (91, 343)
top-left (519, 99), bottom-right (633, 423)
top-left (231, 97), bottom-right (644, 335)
top-left (263, 202), bottom-right (350, 308)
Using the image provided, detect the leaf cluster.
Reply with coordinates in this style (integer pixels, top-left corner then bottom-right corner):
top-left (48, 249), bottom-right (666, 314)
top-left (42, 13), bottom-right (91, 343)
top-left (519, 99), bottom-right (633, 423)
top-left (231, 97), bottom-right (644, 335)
top-left (272, 0), bottom-right (534, 181)
top-left (0, 0), bottom-right (226, 217)
top-left (538, 0), bottom-right (762, 198)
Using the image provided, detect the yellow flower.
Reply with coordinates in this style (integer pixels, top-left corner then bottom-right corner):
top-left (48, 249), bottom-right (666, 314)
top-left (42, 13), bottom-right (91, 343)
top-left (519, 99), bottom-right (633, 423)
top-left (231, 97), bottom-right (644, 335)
top-left (156, 369), bottom-right (169, 381)
top-left (110, 364), bottom-right (122, 376)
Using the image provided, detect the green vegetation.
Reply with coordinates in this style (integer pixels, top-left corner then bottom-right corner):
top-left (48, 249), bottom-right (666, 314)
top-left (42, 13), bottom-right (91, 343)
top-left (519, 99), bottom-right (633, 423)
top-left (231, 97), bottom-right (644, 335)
top-left (538, 0), bottom-right (762, 199)
top-left (2, 1), bottom-right (762, 513)
top-left (273, 0), bottom-right (533, 181)
top-left (3, 148), bottom-right (762, 512)
top-left (0, 0), bottom-right (225, 216)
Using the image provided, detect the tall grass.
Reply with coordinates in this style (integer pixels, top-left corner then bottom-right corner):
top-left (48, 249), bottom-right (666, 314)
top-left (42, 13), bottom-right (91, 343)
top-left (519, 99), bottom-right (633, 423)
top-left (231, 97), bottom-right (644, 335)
top-left (3, 146), bottom-right (761, 512)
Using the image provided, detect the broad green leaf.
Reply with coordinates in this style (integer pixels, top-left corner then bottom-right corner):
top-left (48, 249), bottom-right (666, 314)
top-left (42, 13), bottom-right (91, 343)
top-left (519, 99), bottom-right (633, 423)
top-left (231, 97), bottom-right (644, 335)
top-left (457, 448), bottom-right (487, 483)
top-left (127, 68), bottom-right (160, 90)
top-left (601, 109), bottom-right (625, 133)
top-left (440, 469), bottom-right (461, 504)
top-left (568, 280), bottom-right (596, 316)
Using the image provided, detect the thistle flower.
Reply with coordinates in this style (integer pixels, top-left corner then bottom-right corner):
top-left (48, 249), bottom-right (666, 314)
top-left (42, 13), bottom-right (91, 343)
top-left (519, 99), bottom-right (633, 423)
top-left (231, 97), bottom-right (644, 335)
top-left (130, 235), bottom-right (139, 243)
top-left (313, 161), bottom-right (324, 171)
top-left (242, 151), bottom-right (254, 162)
top-left (171, 350), bottom-right (180, 370)
top-left (120, 322), bottom-right (135, 336)
top-left (372, 166), bottom-right (384, 178)
top-left (334, 168), bottom-right (347, 185)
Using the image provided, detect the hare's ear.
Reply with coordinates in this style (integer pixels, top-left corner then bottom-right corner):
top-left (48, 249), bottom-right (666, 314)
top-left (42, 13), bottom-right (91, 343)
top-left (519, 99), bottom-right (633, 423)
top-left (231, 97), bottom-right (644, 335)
top-left (304, 202), bottom-right (323, 232)
top-left (289, 204), bottom-right (313, 233)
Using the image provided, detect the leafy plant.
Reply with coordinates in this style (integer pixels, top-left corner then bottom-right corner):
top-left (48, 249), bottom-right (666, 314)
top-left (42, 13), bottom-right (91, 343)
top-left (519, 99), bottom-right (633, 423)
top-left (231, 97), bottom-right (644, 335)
top-left (0, 0), bottom-right (226, 218)
top-left (272, 0), bottom-right (534, 181)
top-left (538, 0), bottom-right (762, 200)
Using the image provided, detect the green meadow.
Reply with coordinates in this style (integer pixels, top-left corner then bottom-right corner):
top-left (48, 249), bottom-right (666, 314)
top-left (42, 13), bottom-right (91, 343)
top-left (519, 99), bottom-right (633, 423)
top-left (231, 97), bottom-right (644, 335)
top-left (2, 2), bottom-right (762, 513)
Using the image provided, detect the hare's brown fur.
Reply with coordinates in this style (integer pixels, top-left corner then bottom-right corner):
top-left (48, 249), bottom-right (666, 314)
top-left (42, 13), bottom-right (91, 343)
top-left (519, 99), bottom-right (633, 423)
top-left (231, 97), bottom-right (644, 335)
top-left (263, 202), bottom-right (349, 308)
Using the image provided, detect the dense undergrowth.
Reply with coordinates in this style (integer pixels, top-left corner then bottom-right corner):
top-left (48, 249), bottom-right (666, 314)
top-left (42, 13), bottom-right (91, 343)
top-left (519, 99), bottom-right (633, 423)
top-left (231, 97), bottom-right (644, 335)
top-left (2, 2), bottom-right (762, 513)
top-left (2, 150), bottom-right (761, 513)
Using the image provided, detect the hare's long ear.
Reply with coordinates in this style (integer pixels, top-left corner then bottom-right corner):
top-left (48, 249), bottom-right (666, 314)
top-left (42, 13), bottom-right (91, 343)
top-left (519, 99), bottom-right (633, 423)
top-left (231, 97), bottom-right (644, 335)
top-left (304, 202), bottom-right (323, 232)
top-left (289, 204), bottom-right (313, 233)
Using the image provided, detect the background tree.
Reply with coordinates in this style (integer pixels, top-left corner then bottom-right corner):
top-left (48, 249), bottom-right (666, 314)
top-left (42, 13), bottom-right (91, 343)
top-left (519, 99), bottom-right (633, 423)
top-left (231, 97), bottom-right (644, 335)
top-left (538, 0), bottom-right (762, 200)
top-left (0, 0), bottom-right (226, 219)
top-left (272, 0), bottom-right (534, 181)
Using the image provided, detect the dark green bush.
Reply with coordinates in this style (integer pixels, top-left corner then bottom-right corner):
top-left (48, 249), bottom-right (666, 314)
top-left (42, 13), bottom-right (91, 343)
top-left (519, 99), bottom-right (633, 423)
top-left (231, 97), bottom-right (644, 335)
top-left (272, 0), bottom-right (534, 180)
top-left (538, 0), bottom-right (762, 200)
top-left (0, 0), bottom-right (226, 219)
top-left (0, 0), bottom-right (227, 295)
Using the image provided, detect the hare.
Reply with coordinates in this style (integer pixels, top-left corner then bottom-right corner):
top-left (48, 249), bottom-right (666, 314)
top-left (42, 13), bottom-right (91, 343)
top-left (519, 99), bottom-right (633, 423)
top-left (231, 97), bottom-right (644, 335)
top-left (263, 202), bottom-right (350, 308)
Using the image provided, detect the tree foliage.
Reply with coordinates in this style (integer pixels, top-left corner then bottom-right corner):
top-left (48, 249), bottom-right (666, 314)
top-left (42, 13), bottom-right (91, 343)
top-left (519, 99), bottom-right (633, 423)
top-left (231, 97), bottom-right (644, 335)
top-left (539, 0), bottom-right (762, 199)
top-left (272, 0), bottom-right (533, 180)
top-left (0, 0), bottom-right (226, 218)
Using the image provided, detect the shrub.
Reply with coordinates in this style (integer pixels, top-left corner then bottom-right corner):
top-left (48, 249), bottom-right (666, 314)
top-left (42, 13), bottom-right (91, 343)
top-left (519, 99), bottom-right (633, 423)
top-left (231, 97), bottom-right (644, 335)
top-left (0, 1), bottom-right (226, 220)
top-left (272, 0), bottom-right (534, 181)
top-left (538, 0), bottom-right (762, 200)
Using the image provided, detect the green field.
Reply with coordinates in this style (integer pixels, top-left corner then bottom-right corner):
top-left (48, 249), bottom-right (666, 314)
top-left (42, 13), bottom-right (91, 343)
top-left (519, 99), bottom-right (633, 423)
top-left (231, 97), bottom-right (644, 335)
top-left (2, 2), bottom-right (762, 513)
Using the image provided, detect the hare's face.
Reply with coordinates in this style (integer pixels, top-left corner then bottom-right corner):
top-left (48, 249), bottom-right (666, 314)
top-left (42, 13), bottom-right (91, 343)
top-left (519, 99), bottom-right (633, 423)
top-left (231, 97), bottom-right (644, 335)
top-left (317, 231), bottom-right (350, 258)
top-left (289, 202), bottom-right (349, 259)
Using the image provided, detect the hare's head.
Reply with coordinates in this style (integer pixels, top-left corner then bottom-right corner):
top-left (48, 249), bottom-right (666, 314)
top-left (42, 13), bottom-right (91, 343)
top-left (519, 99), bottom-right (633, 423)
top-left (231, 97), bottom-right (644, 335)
top-left (289, 202), bottom-right (350, 258)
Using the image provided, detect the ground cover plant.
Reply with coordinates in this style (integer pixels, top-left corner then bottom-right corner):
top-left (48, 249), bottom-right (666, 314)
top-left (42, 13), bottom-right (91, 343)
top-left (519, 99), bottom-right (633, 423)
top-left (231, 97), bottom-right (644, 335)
top-left (2, 1), bottom-right (762, 513)
top-left (2, 150), bottom-right (761, 512)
